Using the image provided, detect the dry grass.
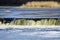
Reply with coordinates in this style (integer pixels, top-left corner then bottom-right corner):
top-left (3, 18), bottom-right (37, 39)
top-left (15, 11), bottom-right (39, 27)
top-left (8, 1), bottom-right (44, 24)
top-left (18, 1), bottom-right (60, 8)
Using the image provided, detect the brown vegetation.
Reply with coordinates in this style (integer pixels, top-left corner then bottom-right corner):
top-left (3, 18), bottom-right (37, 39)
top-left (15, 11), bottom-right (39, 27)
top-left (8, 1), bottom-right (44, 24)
top-left (19, 1), bottom-right (60, 8)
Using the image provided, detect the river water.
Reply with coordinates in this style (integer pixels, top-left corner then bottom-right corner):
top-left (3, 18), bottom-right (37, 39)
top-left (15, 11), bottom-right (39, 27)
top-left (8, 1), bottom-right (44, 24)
top-left (0, 28), bottom-right (60, 40)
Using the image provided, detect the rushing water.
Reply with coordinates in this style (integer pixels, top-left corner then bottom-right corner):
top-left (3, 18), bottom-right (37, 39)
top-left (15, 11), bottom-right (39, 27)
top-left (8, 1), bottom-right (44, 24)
top-left (0, 28), bottom-right (60, 40)
top-left (0, 8), bottom-right (60, 40)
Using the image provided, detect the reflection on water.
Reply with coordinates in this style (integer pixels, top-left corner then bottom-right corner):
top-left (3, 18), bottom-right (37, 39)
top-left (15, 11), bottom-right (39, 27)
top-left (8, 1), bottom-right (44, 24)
top-left (0, 28), bottom-right (60, 40)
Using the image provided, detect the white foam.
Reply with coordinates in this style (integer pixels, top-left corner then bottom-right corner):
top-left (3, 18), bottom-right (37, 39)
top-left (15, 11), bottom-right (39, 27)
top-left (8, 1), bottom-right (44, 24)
top-left (0, 25), bottom-right (60, 29)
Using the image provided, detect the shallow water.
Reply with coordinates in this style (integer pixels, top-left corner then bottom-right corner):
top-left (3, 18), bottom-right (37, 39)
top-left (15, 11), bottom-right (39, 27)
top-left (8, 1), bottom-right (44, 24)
top-left (0, 28), bottom-right (60, 40)
top-left (0, 8), bottom-right (60, 18)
